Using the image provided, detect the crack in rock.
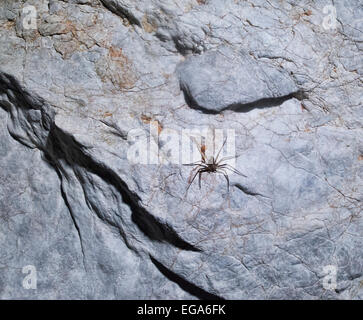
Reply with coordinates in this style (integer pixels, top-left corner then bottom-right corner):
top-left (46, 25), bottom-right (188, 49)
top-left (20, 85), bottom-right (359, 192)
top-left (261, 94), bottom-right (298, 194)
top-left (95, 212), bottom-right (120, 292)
top-left (100, 0), bottom-right (142, 26)
top-left (0, 71), bottom-right (199, 256)
top-left (149, 254), bottom-right (223, 300)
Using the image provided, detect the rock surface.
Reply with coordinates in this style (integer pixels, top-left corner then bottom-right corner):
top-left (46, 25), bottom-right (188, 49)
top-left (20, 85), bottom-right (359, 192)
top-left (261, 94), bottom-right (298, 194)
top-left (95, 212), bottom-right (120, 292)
top-left (178, 46), bottom-right (299, 112)
top-left (0, 0), bottom-right (362, 299)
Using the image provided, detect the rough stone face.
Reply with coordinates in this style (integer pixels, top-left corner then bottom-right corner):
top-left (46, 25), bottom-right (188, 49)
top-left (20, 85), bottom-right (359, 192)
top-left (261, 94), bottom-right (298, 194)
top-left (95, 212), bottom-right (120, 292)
top-left (0, 0), bottom-right (362, 299)
top-left (178, 46), bottom-right (299, 112)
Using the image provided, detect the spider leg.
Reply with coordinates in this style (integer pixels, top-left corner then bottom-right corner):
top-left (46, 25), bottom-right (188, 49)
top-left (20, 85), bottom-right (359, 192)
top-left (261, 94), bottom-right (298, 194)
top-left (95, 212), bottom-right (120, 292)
top-left (198, 167), bottom-right (210, 189)
top-left (215, 137), bottom-right (227, 163)
top-left (219, 164), bottom-right (247, 177)
top-left (183, 160), bottom-right (205, 166)
top-left (188, 165), bottom-right (199, 178)
top-left (216, 155), bottom-right (238, 165)
top-left (228, 166), bottom-right (247, 177)
top-left (188, 165), bottom-right (202, 180)
top-left (186, 168), bottom-right (201, 192)
top-left (183, 163), bottom-right (201, 166)
top-left (216, 169), bottom-right (230, 191)
top-left (186, 163), bottom-right (208, 182)
top-left (190, 164), bottom-right (209, 172)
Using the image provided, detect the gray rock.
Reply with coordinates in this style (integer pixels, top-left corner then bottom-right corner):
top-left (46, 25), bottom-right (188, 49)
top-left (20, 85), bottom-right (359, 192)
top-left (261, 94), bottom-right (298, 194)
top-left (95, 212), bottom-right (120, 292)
top-left (0, 0), bottom-right (362, 300)
top-left (178, 46), bottom-right (299, 112)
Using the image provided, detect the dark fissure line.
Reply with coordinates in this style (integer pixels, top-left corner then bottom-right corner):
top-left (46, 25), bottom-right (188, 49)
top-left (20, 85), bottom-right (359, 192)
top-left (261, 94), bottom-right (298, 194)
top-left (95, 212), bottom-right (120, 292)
top-left (100, 0), bottom-right (141, 26)
top-left (1, 70), bottom-right (200, 253)
top-left (235, 183), bottom-right (269, 198)
top-left (225, 91), bottom-right (306, 113)
top-left (46, 124), bottom-right (200, 252)
top-left (150, 255), bottom-right (224, 300)
top-left (181, 85), bottom-right (306, 114)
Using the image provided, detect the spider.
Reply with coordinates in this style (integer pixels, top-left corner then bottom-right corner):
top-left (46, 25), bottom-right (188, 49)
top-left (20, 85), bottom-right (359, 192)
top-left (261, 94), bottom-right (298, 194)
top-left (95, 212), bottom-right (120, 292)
top-left (183, 137), bottom-right (247, 192)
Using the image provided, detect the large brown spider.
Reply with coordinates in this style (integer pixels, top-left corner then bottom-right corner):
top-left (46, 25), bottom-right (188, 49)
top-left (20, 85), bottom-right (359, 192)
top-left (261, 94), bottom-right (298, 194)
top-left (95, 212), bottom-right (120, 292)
top-left (184, 138), bottom-right (247, 191)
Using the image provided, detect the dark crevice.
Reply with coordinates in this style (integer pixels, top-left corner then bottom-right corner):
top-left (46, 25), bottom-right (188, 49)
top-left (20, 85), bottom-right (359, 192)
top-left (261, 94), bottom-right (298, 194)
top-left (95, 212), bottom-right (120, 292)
top-left (0, 72), bottom-right (88, 270)
top-left (0, 72), bottom-right (54, 149)
top-left (100, 0), bottom-right (141, 26)
top-left (224, 91), bottom-right (305, 113)
top-left (43, 146), bottom-right (138, 255)
top-left (0, 71), bottom-right (200, 254)
top-left (180, 83), bottom-right (306, 114)
top-left (180, 84), bottom-right (220, 115)
top-left (235, 183), bottom-right (269, 198)
top-left (0, 72), bottom-right (45, 111)
top-left (45, 124), bottom-right (200, 252)
top-left (150, 255), bottom-right (224, 300)
top-left (57, 169), bottom-right (88, 271)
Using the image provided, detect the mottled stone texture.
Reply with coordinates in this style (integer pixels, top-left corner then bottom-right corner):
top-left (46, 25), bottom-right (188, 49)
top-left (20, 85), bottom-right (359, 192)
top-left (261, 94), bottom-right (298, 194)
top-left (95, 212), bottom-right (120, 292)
top-left (0, 0), bottom-right (362, 299)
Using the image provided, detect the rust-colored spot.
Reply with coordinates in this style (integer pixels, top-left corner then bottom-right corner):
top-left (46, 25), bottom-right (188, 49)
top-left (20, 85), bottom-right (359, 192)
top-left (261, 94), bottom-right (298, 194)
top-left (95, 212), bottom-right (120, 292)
top-left (65, 20), bottom-right (77, 34)
top-left (201, 144), bottom-right (206, 157)
top-left (109, 47), bottom-right (123, 58)
top-left (96, 46), bottom-right (137, 89)
top-left (141, 115), bottom-right (163, 134)
top-left (304, 124), bottom-right (311, 132)
top-left (157, 122), bottom-right (163, 134)
top-left (141, 114), bottom-right (152, 124)
top-left (141, 15), bottom-right (157, 33)
top-left (103, 112), bottom-right (113, 117)
top-left (358, 155), bottom-right (363, 161)
top-left (4, 21), bottom-right (15, 30)
top-left (301, 103), bottom-right (308, 111)
top-left (304, 10), bottom-right (312, 16)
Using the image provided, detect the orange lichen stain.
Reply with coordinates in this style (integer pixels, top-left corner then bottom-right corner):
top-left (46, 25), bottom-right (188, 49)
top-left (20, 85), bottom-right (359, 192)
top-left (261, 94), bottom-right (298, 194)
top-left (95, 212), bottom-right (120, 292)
top-left (358, 155), bottom-right (363, 161)
top-left (141, 114), bottom-right (152, 123)
top-left (141, 115), bottom-right (163, 134)
top-left (157, 122), bottom-right (163, 134)
top-left (109, 47), bottom-right (123, 58)
top-left (96, 46), bottom-right (137, 89)
top-left (141, 15), bottom-right (157, 33)
top-left (103, 112), bottom-right (113, 117)
top-left (65, 20), bottom-right (77, 34)
top-left (108, 47), bottom-right (137, 89)
top-left (4, 21), bottom-right (15, 30)
top-left (301, 103), bottom-right (308, 112)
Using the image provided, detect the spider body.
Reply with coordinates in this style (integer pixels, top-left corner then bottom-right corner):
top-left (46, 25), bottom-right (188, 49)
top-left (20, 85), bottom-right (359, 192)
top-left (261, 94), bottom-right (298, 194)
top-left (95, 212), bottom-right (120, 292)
top-left (184, 138), bottom-right (246, 191)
